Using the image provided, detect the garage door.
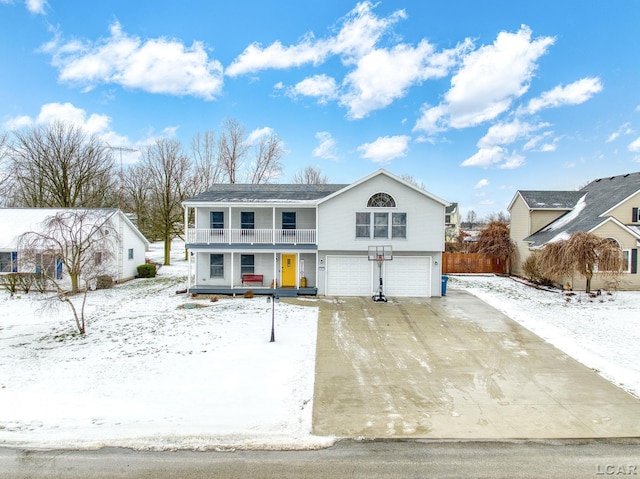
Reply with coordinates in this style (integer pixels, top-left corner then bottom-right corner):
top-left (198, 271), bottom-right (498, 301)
top-left (326, 256), bottom-right (372, 296)
top-left (385, 256), bottom-right (431, 297)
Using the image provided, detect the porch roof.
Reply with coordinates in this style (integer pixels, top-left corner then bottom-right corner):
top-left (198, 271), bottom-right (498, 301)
top-left (184, 184), bottom-right (348, 204)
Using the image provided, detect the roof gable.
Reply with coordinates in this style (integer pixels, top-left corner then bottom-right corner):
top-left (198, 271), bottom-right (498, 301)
top-left (525, 171), bottom-right (640, 247)
top-left (317, 169), bottom-right (449, 206)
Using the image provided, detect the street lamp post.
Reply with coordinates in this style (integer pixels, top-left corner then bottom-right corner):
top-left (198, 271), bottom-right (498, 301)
top-left (267, 294), bottom-right (279, 342)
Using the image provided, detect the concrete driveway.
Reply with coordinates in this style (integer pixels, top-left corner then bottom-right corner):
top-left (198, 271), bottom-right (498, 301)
top-left (312, 290), bottom-right (640, 439)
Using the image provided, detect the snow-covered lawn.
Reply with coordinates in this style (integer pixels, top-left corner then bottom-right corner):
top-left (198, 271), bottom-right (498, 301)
top-left (0, 242), bottom-right (332, 450)
top-left (450, 275), bottom-right (640, 398)
top-left (2, 240), bottom-right (639, 450)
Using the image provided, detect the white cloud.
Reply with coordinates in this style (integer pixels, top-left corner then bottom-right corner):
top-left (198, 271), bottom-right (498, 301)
top-left (3, 102), bottom-right (141, 161)
top-left (247, 127), bottom-right (274, 144)
top-left (629, 137), bottom-right (640, 152)
top-left (606, 122), bottom-right (633, 143)
top-left (474, 179), bottom-right (489, 189)
top-left (26, 0), bottom-right (46, 14)
top-left (477, 119), bottom-right (549, 148)
top-left (414, 25), bottom-right (554, 133)
top-left (43, 22), bottom-right (224, 100)
top-left (524, 77), bottom-right (602, 114)
top-left (341, 39), bottom-right (467, 119)
top-left (289, 75), bottom-right (338, 103)
top-left (461, 147), bottom-right (525, 170)
top-left (357, 135), bottom-right (410, 164)
top-left (226, 2), bottom-right (405, 76)
top-left (312, 131), bottom-right (339, 160)
top-left (461, 146), bottom-right (505, 168)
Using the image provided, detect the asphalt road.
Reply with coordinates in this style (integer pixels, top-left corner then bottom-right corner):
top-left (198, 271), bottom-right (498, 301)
top-left (2, 439), bottom-right (640, 479)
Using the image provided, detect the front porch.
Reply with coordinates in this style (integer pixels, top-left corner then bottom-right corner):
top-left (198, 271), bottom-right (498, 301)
top-left (186, 250), bottom-right (318, 296)
top-left (187, 285), bottom-right (318, 297)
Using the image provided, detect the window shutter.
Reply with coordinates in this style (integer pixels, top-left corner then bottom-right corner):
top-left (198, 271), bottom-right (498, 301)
top-left (632, 249), bottom-right (638, 274)
top-left (633, 207), bottom-right (639, 223)
top-left (11, 251), bottom-right (18, 272)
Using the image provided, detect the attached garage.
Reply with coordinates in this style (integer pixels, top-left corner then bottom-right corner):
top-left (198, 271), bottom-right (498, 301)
top-left (325, 255), bottom-right (432, 297)
top-left (385, 256), bottom-right (431, 297)
top-left (326, 256), bottom-right (372, 296)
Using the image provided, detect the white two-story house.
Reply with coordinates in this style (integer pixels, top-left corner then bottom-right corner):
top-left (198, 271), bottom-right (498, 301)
top-left (183, 169), bottom-right (448, 297)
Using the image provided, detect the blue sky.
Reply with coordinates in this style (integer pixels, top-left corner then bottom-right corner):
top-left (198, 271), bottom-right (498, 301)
top-left (1, 0), bottom-right (639, 218)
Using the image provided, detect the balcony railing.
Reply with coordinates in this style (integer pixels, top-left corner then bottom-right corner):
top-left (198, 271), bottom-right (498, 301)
top-left (187, 228), bottom-right (316, 245)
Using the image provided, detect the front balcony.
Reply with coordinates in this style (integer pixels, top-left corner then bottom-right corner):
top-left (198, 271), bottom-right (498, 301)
top-left (186, 228), bottom-right (316, 245)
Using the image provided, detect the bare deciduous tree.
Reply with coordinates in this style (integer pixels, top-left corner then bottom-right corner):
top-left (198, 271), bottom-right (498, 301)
top-left (142, 138), bottom-right (191, 265)
top-left (538, 231), bottom-right (624, 293)
top-left (249, 132), bottom-right (284, 184)
top-left (293, 166), bottom-right (329, 184)
top-left (8, 121), bottom-right (117, 208)
top-left (0, 131), bottom-right (11, 206)
top-left (18, 210), bottom-right (117, 334)
top-left (218, 118), bottom-right (249, 184)
top-left (122, 162), bottom-right (152, 239)
top-left (475, 221), bottom-right (516, 273)
top-left (190, 130), bottom-right (223, 194)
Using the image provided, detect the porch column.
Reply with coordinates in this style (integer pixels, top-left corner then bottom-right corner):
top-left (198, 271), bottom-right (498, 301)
top-left (228, 206), bottom-right (232, 245)
top-left (315, 251), bottom-right (319, 292)
top-left (272, 207), bottom-right (276, 245)
top-left (230, 251), bottom-right (234, 290)
top-left (296, 252), bottom-right (300, 289)
top-left (273, 252), bottom-right (277, 289)
top-left (187, 250), bottom-right (192, 288)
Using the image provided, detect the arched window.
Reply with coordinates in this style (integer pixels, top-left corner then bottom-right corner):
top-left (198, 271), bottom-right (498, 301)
top-left (367, 192), bottom-right (396, 208)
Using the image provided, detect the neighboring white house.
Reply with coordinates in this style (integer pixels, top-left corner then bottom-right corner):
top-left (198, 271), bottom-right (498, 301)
top-left (182, 169), bottom-right (448, 298)
top-left (0, 208), bottom-right (149, 282)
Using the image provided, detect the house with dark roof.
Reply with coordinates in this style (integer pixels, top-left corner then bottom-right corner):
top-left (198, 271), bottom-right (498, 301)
top-left (508, 172), bottom-right (640, 289)
top-left (182, 169), bottom-right (448, 297)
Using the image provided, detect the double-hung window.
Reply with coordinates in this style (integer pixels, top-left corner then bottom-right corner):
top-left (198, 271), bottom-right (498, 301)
top-left (241, 212), bottom-right (255, 230)
top-left (282, 212), bottom-right (296, 230)
top-left (210, 211), bottom-right (224, 230)
top-left (356, 212), bottom-right (370, 238)
top-left (392, 213), bottom-right (407, 239)
top-left (373, 212), bottom-right (388, 238)
top-left (210, 254), bottom-right (224, 278)
top-left (241, 254), bottom-right (255, 275)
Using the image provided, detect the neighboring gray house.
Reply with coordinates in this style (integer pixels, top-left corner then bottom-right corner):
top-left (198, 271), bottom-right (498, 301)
top-left (182, 169), bottom-right (448, 297)
top-left (0, 208), bottom-right (149, 282)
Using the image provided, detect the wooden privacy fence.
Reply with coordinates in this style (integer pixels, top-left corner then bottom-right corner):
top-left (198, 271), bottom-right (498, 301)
top-left (442, 253), bottom-right (506, 274)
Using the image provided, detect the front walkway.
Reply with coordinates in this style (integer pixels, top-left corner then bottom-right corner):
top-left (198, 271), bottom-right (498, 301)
top-left (312, 292), bottom-right (640, 438)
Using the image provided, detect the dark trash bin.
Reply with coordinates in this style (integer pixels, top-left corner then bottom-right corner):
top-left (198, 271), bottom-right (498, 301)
top-left (441, 275), bottom-right (449, 296)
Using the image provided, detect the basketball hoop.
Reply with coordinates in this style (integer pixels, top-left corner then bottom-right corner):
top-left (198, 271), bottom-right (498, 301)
top-left (368, 246), bottom-right (392, 302)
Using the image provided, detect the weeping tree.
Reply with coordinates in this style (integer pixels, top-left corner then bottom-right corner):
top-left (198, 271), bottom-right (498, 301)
top-left (18, 210), bottom-right (117, 334)
top-left (475, 221), bottom-right (516, 273)
top-left (537, 231), bottom-right (624, 293)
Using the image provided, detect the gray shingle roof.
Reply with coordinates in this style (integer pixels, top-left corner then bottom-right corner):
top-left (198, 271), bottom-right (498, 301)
top-left (184, 184), bottom-right (349, 203)
top-left (525, 171), bottom-right (640, 246)
top-left (518, 191), bottom-right (584, 209)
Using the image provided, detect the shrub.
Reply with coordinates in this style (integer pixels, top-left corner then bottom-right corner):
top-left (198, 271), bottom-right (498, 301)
top-left (243, 290), bottom-right (254, 298)
top-left (137, 263), bottom-right (157, 278)
top-left (522, 252), bottom-right (554, 286)
top-left (95, 275), bottom-right (114, 290)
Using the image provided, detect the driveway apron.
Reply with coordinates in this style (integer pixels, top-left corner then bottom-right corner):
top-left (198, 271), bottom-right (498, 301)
top-left (312, 290), bottom-right (640, 439)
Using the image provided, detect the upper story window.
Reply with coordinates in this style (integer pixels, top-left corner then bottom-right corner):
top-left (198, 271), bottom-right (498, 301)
top-left (282, 212), bottom-right (296, 230)
top-left (210, 211), bottom-right (224, 229)
top-left (356, 212), bottom-right (406, 239)
top-left (633, 207), bottom-right (639, 223)
top-left (241, 211), bottom-right (255, 230)
top-left (367, 192), bottom-right (396, 208)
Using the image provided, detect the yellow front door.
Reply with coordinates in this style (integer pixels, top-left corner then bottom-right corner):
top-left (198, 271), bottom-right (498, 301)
top-left (281, 254), bottom-right (296, 287)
